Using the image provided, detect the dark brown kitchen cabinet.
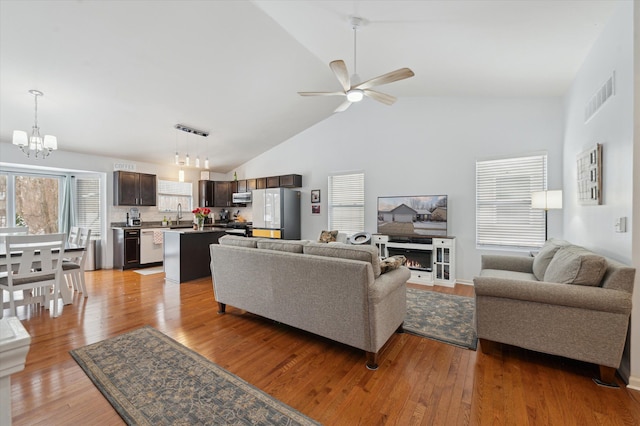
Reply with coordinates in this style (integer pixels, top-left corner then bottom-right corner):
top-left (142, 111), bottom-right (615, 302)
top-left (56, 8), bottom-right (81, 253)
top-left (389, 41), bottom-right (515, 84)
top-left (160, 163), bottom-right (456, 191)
top-left (246, 179), bottom-right (257, 191)
top-left (256, 178), bottom-right (267, 189)
top-left (113, 228), bottom-right (140, 270)
top-left (236, 179), bottom-right (247, 193)
top-left (114, 171), bottom-right (156, 206)
top-left (198, 180), bottom-right (215, 207)
top-left (266, 176), bottom-right (280, 188)
top-left (279, 174), bottom-right (302, 188)
top-left (214, 181), bottom-right (232, 207)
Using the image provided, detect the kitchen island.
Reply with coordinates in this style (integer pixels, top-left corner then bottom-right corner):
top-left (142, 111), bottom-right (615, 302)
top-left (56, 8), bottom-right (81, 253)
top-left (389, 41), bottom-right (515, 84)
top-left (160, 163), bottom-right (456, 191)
top-left (163, 227), bottom-right (227, 283)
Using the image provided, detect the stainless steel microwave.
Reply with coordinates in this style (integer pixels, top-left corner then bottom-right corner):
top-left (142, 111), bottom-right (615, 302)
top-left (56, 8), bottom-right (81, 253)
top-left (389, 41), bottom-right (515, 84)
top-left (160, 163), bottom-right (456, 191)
top-left (232, 192), bottom-right (252, 203)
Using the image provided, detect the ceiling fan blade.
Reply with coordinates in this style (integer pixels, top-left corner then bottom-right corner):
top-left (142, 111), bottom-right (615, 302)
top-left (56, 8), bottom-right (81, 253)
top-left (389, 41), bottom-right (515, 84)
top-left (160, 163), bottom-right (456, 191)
top-left (329, 60), bottom-right (351, 92)
top-left (354, 68), bottom-right (415, 90)
top-left (334, 100), bottom-right (352, 113)
top-left (363, 89), bottom-right (397, 106)
top-left (298, 91), bottom-right (346, 97)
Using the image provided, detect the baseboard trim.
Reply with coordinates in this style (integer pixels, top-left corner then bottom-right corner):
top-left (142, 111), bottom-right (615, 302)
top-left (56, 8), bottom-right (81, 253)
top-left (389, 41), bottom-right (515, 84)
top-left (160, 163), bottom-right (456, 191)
top-left (456, 279), bottom-right (474, 286)
top-left (627, 375), bottom-right (640, 391)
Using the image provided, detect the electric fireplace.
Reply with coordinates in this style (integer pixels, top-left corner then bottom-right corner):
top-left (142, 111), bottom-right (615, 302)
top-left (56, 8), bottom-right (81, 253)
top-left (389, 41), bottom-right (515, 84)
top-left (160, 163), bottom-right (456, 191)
top-left (387, 246), bottom-right (432, 272)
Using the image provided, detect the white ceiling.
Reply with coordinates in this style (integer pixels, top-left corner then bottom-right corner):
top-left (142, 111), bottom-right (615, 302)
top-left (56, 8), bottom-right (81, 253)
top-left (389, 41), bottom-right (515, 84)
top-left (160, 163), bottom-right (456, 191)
top-left (0, 0), bottom-right (618, 173)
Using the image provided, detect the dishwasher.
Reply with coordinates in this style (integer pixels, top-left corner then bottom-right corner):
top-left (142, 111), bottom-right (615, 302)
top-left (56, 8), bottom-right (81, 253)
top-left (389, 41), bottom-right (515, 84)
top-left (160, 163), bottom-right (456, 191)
top-left (140, 229), bottom-right (165, 264)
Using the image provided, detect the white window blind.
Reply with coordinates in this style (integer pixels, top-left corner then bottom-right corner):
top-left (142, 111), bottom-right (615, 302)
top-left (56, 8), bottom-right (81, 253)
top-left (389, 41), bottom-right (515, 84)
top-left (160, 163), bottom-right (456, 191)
top-left (157, 180), bottom-right (192, 212)
top-left (76, 177), bottom-right (101, 239)
top-left (328, 172), bottom-right (364, 235)
top-left (476, 154), bottom-right (547, 249)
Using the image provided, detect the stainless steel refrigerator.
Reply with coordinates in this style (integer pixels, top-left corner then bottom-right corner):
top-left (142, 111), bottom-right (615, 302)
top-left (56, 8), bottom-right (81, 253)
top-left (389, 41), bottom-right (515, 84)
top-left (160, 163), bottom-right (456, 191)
top-left (251, 188), bottom-right (300, 239)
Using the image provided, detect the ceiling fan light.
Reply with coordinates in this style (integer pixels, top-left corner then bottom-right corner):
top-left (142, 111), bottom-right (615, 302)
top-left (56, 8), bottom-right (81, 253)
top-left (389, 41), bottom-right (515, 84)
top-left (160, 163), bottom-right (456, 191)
top-left (204, 157), bottom-right (209, 169)
top-left (346, 89), bottom-right (364, 102)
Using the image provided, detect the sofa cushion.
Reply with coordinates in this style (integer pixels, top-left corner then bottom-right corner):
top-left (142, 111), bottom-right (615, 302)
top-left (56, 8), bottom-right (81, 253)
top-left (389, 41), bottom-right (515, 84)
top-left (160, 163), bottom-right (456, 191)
top-left (380, 255), bottom-right (406, 274)
top-left (218, 235), bottom-right (258, 248)
top-left (543, 246), bottom-right (607, 286)
top-left (256, 239), bottom-right (309, 253)
top-left (532, 238), bottom-right (569, 280)
top-left (480, 269), bottom-right (538, 281)
top-left (318, 230), bottom-right (339, 243)
top-left (303, 242), bottom-right (381, 277)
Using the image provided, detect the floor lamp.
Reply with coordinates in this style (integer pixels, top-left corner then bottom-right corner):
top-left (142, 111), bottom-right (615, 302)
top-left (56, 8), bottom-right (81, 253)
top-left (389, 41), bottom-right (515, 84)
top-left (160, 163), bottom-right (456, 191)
top-left (531, 190), bottom-right (563, 241)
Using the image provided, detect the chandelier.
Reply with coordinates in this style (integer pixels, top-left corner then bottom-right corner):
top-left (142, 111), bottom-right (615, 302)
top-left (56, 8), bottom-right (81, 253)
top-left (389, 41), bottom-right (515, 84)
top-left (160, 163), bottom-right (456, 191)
top-left (13, 89), bottom-right (58, 158)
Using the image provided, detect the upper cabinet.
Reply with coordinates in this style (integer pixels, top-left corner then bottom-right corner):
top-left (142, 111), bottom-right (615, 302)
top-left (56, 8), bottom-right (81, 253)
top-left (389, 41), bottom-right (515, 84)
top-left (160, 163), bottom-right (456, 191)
top-left (198, 180), bottom-right (215, 207)
top-left (114, 171), bottom-right (156, 206)
top-left (197, 174), bottom-right (301, 208)
top-left (278, 174), bottom-right (302, 188)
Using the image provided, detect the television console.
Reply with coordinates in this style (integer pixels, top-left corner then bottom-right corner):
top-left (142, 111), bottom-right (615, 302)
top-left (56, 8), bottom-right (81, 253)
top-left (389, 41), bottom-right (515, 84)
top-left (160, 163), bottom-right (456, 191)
top-left (372, 234), bottom-right (456, 287)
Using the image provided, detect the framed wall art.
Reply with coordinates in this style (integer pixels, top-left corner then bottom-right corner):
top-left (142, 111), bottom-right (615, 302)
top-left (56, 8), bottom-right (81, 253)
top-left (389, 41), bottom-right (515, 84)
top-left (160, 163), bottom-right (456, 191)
top-left (577, 143), bottom-right (602, 205)
top-left (311, 189), bottom-right (320, 203)
top-left (312, 205), bottom-right (320, 214)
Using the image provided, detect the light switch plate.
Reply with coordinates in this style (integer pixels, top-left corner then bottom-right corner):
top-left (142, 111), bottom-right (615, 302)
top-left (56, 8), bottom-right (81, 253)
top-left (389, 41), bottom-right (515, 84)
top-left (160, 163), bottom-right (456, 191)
top-left (615, 217), bottom-right (627, 232)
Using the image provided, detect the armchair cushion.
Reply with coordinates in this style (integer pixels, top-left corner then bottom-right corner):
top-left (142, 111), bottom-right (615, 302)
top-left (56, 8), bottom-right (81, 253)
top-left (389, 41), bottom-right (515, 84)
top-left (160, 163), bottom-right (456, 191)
top-left (544, 246), bottom-right (607, 286)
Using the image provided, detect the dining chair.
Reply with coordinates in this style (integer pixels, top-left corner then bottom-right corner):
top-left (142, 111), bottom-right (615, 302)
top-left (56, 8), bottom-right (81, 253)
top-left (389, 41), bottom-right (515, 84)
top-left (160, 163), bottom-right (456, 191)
top-left (0, 233), bottom-right (66, 318)
top-left (0, 226), bottom-right (29, 243)
top-left (67, 226), bottom-right (80, 246)
top-left (62, 227), bottom-right (91, 296)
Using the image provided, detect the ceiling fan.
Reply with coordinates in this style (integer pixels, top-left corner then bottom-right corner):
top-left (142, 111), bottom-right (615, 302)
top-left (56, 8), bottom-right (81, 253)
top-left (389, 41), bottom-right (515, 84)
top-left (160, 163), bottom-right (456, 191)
top-left (298, 17), bottom-right (415, 113)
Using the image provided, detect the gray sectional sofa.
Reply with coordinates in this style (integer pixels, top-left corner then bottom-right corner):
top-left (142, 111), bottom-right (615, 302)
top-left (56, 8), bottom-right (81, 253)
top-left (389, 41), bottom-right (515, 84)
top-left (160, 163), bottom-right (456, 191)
top-left (474, 238), bottom-right (635, 385)
top-left (209, 235), bottom-right (411, 369)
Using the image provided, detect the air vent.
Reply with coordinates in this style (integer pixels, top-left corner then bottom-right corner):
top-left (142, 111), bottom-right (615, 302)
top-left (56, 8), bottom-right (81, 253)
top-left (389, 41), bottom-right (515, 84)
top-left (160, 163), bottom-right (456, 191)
top-left (584, 71), bottom-right (615, 122)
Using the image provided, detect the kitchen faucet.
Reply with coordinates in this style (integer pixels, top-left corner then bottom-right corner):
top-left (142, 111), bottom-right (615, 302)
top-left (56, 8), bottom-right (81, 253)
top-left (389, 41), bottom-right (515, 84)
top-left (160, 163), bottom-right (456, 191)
top-left (176, 203), bottom-right (183, 224)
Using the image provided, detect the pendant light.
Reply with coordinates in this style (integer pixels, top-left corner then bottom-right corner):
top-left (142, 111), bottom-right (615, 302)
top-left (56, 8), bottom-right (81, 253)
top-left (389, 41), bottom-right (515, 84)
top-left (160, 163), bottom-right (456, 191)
top-left (172, 123), bottom-right (210, 173)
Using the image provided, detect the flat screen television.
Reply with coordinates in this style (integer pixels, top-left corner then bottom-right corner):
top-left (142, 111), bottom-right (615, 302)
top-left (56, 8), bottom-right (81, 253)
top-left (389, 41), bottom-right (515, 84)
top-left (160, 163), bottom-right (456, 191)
top-left (377, 195), bottom-right (447, 242)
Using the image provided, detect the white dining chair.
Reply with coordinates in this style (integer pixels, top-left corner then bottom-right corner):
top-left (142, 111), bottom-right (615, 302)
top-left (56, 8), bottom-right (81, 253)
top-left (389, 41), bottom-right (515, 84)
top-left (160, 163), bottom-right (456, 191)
top-left (62, 228), bottom-right (91, 296)
top-left (0, 226), bottom-right (29, 243)
top-left (67, 226), bottom-right (80, 246)
top-left (0, 233), bottom-right (66, 318)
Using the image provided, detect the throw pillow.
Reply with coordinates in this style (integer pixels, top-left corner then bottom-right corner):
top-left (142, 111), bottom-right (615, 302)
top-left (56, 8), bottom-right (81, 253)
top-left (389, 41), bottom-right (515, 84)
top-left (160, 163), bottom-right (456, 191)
top-left (543, 246), bottom-right (607, 286)
top-left (318, 230), bottom-right (338, 243)
top-left (380, 255), bottom-right (407, 274)
top-left (532, 240), bottom-right (565, 280)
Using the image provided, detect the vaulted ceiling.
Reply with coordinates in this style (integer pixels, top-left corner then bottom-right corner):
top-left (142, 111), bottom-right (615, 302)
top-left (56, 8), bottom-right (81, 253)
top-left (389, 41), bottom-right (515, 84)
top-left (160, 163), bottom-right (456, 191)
top-left (0, 1), bottom-right (618, 172)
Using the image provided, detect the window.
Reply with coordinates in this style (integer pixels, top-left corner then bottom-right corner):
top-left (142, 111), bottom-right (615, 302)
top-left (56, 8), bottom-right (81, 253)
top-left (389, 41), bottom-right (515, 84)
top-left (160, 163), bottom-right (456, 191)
top-left (15, 174), bottom-right (62, 234)
top-left (157, 180), bottom-right (192, 213)
top-left (76, 177), bottom-right (101, 239)
top-left (476, 154), bottom-right (547, 249)
top-left (328, 172), bottom-right (364, 235)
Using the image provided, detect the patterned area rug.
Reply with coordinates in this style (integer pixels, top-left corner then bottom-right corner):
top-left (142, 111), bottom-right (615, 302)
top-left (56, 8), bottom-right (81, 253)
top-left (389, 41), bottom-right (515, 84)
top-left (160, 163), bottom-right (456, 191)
top-left (70, 326), bottom-right (320, 426)
top-left (405, 288), bottom-right (478, 350)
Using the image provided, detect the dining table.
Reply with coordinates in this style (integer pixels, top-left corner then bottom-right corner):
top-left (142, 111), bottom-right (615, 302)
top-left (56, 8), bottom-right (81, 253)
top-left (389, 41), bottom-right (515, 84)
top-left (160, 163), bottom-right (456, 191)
top-left (0, 244), bottom-right (85, 308)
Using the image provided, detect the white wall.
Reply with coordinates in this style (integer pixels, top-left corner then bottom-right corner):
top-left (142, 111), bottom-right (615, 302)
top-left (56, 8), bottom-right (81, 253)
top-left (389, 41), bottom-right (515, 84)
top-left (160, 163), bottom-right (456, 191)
top-left (632, 0), bottom-right (640, 391)
top-left (234, 96), bottom-right (564, 282)
top-left (562, 1), bottom-right (638, 385)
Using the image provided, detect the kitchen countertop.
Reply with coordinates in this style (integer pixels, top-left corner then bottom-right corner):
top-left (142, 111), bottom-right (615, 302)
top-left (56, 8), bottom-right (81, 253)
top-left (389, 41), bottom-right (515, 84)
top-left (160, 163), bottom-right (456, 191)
top-left (163, 227), bottom-right (229, 234)
top-left (111, 221), bottom-right (250, 230)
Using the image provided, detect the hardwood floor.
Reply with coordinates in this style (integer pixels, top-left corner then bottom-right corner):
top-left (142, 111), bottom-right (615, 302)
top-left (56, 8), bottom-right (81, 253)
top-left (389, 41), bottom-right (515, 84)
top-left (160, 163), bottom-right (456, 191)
top-left (6, 269), bottom-right (640, 425)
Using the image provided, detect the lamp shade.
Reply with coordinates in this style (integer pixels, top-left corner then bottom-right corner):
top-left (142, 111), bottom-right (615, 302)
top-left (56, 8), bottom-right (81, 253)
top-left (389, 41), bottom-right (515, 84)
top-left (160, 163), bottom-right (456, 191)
top-left (531, 190), bottom-right (563, 210)
top-left (12, 130), bottom-right (28, 146)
